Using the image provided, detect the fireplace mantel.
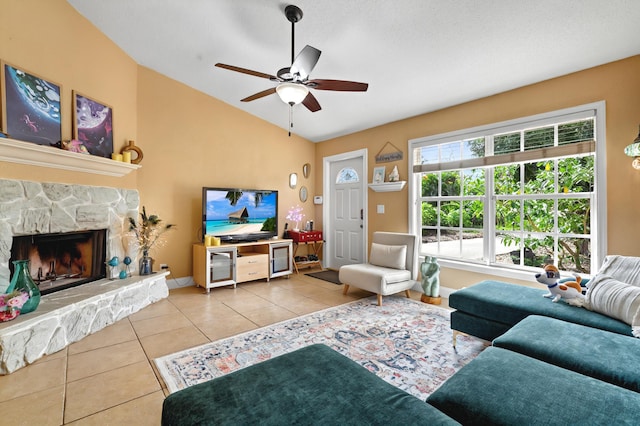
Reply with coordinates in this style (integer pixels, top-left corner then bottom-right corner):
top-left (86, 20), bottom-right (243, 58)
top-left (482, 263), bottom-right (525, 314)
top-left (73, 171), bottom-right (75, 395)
top-left (0, 137), bottom-right (140, 177)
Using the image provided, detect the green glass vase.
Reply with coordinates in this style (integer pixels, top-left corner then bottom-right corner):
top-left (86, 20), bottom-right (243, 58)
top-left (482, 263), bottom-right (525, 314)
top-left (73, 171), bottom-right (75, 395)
top-left (6, 260), bottom-right (41, 314)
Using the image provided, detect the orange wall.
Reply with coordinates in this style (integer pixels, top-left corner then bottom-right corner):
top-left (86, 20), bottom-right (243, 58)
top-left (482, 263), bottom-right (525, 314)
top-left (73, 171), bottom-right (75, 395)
top-left (1, 0), bottom-right (317, 278)
top-left (316, 55), bottom-right (640, 288)
top-left (3, 0), bottom-right (640, 285)
top-left (136, 67), bottom-right (315, 277)
top-left (0, 0), bottom-right (138, 189)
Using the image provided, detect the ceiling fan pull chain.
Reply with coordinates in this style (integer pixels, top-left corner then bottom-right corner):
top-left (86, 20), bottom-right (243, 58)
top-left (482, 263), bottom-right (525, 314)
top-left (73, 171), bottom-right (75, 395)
top-left (289, 104), bottom-right (293, 137)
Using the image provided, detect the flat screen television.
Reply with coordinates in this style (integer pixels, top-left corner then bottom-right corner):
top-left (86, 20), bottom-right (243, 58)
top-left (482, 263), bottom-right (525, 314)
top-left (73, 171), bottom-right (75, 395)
top-left (202, 187), bottom-right (278, 243)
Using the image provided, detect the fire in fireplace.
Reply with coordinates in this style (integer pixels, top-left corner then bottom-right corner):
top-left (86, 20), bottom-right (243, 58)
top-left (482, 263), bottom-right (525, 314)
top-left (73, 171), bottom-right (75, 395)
top-left (10, 230), bottom-right (107, 295)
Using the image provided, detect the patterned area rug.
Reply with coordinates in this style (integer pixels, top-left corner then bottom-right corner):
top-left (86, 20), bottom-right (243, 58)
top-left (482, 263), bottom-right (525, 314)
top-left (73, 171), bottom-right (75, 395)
top-left (155, 296), bottom-right (486, 399)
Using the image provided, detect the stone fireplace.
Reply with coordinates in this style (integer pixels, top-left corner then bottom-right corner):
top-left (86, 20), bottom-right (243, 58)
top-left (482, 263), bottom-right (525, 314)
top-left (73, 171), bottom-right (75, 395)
top-left (0, 179), bottom-right (138, 292)
top-left (0, 179), bottom-right (169, 374)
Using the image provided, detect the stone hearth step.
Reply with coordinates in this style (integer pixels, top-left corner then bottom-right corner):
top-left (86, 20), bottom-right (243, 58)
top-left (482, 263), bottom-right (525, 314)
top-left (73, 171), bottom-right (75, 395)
top-left (0, 272), bottom-right (169, 374)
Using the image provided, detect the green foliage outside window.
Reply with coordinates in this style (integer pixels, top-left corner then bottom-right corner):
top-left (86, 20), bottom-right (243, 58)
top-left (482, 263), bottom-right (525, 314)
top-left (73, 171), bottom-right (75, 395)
top-left (421, 156), bottom-right (593, 272)
top-left (419, 118), bottom-right (595, 273)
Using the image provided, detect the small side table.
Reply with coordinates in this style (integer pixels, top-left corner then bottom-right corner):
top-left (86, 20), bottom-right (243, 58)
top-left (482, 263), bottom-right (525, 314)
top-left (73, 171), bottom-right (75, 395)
top-left (289, 230), bottom-right (323, 273)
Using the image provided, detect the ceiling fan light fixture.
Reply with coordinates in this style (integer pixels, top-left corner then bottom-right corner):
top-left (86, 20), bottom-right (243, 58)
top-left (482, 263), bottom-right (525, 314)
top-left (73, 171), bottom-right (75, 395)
top-left (276, 82), bottom-right (309, 105)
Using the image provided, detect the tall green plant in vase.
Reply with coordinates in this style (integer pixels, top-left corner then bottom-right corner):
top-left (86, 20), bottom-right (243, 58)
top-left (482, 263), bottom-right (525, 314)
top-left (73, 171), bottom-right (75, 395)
top-left (128, 206), bottom-right (175, 275)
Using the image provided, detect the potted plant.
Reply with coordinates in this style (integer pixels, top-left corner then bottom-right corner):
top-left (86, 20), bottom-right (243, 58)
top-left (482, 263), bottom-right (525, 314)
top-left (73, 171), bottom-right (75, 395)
top-left (128, 206), bottom-right (175, 275)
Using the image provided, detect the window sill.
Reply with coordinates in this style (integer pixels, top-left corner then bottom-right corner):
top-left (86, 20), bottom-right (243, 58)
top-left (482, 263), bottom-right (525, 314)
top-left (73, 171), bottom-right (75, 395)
top-left (430, 257), bottom-right (542, 283)
top-left (0, 137), bottom-right (140, 177)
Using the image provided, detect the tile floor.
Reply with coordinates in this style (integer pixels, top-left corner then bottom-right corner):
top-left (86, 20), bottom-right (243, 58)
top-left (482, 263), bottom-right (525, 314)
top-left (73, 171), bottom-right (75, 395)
top-left (0, 270), bottom-right (440, 425)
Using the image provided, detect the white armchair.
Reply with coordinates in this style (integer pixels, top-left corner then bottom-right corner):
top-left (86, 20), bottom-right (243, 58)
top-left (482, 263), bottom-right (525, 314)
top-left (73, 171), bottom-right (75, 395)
top-left (339, 232), bottom-right (419, 306)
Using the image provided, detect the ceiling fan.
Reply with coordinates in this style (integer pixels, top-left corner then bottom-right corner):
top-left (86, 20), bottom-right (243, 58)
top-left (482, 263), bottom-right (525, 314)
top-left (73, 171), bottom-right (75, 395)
top-left (215, 4), bottom-right (369, 135)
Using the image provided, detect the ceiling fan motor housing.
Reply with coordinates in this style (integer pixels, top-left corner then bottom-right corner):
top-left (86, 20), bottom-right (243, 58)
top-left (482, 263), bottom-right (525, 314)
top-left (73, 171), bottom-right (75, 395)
top-left (277, 67), bottom-right (294, 81)
top-left (285, 5), bottom-right (303, 23)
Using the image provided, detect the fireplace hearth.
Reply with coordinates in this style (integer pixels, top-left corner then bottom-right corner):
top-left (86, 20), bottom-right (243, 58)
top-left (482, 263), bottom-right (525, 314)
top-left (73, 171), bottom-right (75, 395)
top-left (11, 230), bottom-right (107, 295)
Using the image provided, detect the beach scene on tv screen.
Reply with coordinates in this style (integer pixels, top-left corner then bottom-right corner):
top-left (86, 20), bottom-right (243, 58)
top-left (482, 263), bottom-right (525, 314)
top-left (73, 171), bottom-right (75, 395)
top-left (205, 190), bottom-right (277, 236)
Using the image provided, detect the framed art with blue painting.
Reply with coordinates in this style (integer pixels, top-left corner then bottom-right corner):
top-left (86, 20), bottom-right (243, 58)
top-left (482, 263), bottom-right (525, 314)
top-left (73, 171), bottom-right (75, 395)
top-left (1, 62), bottom-right (61, 146)
top-left (72, 91), bottom-right (113, 158)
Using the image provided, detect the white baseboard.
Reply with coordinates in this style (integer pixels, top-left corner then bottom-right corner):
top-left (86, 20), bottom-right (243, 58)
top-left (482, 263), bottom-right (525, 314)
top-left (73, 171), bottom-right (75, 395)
top-left (411, 281), bottom-right (456, 299)
top-left (165, 275), bottom-right (195, 289)
top-left (166, 276), bottom-right (457, 298)
top-left (438, 286), bottom-right (456, 299)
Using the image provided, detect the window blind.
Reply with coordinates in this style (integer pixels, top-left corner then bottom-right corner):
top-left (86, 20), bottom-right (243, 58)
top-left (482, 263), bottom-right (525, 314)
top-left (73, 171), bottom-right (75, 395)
top-left (413, 140), bottom-right (595, 173)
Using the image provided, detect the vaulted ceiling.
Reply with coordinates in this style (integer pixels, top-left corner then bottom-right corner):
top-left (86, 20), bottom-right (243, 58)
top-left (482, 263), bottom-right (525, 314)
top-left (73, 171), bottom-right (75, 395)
top-left (67, 0), bottom-right (640, 142)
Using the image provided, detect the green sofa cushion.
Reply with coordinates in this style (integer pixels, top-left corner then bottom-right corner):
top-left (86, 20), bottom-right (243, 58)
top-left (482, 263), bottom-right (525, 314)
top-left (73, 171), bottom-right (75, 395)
top-left (450, 280), bottom-right (632, 336)
top-left (427, 347), bottom-right (640, 425)
top-left (493, 315), bottom-right (640, 392)
top-left (162, 343), bottom-right (458, 426)
top-left (451, 310), bottom-right (512, 342)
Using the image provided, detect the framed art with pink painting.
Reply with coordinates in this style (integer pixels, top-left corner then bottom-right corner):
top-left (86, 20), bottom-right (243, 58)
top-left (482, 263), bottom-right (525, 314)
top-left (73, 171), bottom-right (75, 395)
top-left (72, 91), bottom-right (113, 158)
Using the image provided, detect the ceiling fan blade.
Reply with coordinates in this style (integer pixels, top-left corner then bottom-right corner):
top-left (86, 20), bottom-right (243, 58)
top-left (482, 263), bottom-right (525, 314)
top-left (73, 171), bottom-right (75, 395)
top-left (290, 45), bottom-right (321, 80)
top-left (241, 87), bottom-right (277, 102)
top-left (308, 79), bottom-right (369, 92)
top-left (215, 63), bottom-right (277, 80)
top-left (302, 92), bottom-right (321, 112)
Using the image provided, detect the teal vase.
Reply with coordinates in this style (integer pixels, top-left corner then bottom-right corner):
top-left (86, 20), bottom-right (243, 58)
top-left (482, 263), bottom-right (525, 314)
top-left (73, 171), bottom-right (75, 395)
top-left (6, 260), bottom-right (41, 314)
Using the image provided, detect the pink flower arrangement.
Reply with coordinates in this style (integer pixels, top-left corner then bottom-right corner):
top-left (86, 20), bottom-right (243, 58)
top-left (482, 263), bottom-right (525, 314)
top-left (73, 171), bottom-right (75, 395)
top-left (286, 205), bottom-right (305, 230)
top-left (0, 290), bottom-right (30, 322)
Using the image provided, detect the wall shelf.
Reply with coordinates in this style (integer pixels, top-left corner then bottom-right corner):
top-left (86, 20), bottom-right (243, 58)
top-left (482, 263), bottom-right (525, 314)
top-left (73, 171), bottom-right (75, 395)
top-left (0, 137), bottom-right (140, 177)
top-left (368, 181), bottom-right (406, 192)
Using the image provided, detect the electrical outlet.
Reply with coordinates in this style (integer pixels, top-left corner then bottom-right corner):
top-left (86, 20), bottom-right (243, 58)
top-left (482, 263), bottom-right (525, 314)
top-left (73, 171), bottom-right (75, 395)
top-left (160, 263), bottom-right (169, 269)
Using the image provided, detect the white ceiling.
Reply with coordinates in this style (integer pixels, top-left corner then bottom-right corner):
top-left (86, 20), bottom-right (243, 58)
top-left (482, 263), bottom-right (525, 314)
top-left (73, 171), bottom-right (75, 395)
top-left (67, 0), bottom-right (640, 142)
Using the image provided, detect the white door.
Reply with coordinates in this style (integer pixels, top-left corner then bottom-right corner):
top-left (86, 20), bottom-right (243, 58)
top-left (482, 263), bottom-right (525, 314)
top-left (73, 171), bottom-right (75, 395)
top-left (323, 150), bottom-right (367, 269)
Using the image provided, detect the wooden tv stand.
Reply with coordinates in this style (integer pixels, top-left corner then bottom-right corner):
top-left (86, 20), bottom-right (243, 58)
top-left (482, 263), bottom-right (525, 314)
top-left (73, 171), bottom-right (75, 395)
top-left (193, 239), bottom-right (293, 292)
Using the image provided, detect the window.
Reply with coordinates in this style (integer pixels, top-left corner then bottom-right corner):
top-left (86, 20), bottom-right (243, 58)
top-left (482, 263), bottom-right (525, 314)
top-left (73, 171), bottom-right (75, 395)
top-left (409, 102), bottom-right (605, 275)
top-left (336, 167), bottom-right (359, 183)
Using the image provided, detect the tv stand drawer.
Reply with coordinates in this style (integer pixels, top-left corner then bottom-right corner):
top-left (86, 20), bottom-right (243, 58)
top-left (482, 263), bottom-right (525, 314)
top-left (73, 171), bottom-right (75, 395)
top-left (236, 253), bottom-right (268, 282)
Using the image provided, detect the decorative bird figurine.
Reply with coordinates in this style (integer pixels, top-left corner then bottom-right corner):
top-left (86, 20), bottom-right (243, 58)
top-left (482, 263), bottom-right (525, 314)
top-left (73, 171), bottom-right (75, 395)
top-left (123, 256), bottom-right (132, 277)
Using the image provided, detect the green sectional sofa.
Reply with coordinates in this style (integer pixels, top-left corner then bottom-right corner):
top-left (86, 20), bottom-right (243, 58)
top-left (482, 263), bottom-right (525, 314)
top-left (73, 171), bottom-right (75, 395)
top-left (163, 331), bottom-right (640, 425)
top-left (449, 279), bottom-right (632, 343)
top-left (493, 315), bottom-right (640, 393)
top-left (161, 343), bottom-right (458, 426)
top-left (428, 255), bottom-right (640, 423)
top-left (449, 254), bottom-right (640, 343)
top-left (426, 345), bottom-right (640, 425)
top-left (163, 256), bottom-right (640, 424)
top-left (426, 314), bottom-right (640, 424)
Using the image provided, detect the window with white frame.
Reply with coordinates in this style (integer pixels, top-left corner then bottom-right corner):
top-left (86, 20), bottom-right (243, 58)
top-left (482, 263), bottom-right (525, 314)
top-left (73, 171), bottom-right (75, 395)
top-left (409, 103), bottom-right (606, 275)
